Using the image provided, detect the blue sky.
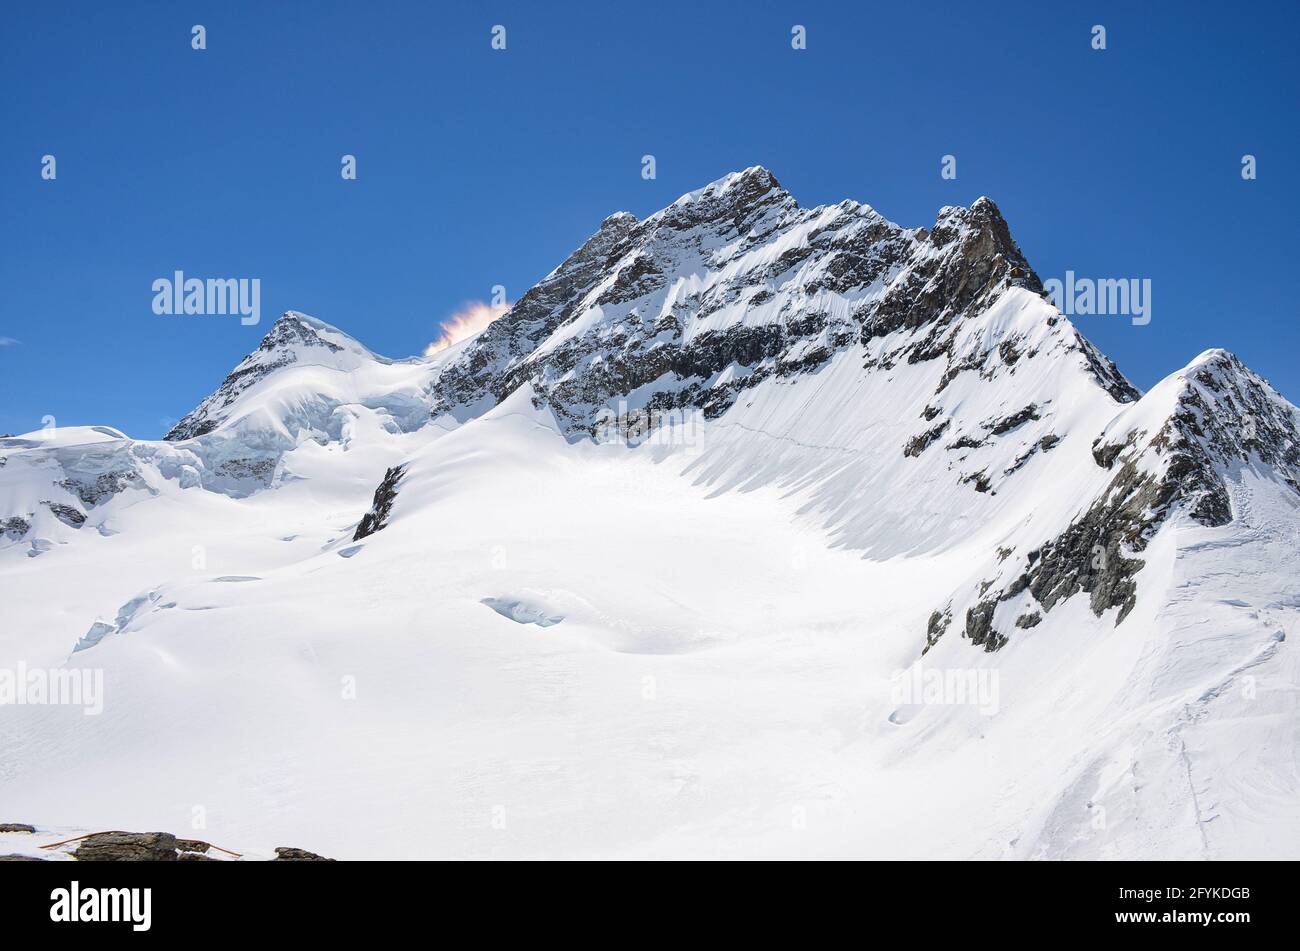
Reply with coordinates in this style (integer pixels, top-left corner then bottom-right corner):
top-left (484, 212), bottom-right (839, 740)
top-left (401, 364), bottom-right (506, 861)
top-left (2, 0), bottom-right (1297, 438)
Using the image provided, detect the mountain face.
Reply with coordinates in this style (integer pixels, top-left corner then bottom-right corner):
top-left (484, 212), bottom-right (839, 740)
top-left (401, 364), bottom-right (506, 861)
top-left (163, 313), bottom-right (361, 441)
top-left (431, 167), bottom-right (1134, 438)
top-left (954, 348), bottom-right (1300, 651)
top-left (3, 169), bottom-right (1298, 860)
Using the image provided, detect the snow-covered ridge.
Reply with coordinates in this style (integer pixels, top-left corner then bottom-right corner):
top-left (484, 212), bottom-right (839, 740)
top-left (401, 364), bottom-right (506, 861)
top-left (164, 310), bottom-right (434, 442)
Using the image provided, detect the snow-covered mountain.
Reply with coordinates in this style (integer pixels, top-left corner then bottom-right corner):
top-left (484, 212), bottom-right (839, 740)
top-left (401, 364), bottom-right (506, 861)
top-left (3, 168), bottom-right (1298, 859)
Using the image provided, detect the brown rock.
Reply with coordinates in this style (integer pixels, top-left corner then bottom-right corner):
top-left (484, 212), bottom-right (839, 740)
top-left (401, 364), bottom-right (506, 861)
top-left (273, 846), bottom-right (333, 861)
top-left (73, 831), bottom-right (179, 862)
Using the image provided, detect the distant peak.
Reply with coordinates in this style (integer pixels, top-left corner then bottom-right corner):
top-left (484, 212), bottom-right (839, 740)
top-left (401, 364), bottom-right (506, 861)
top-left (258, 311), bottom-right (363, 356)
top-left (272, 310), bottom-right (342, 336)
top-left (1182, 347), bottom-right (1239, 372)
top-left (163, 312), bottom-right (386, 441)
top-left (1172, 349), bottom-right (1289, 406)
top-left (1161, 349), bottom-right (1264, 399)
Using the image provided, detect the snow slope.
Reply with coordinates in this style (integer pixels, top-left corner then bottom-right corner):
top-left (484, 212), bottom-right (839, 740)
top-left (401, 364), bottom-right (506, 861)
top-left (2, 169), bottom-right (1297, 859)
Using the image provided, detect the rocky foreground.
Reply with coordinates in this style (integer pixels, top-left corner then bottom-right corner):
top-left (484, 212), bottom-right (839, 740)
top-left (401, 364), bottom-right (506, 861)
top-left (0, 824), bottom-right (331, 861)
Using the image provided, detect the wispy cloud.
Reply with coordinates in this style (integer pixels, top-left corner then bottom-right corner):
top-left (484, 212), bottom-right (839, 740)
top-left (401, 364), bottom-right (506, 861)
top-left (0, 337), bottom-right (20, 347)
top-left (424, 301), bottom-right (509, 356)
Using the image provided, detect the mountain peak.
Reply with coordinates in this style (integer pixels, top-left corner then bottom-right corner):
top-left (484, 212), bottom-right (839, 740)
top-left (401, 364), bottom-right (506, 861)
top-left (675, 165), bottom-right (783, 199)
top-left (163, 311), bottom-right (387, 441)
top-left (1181, 347), bottom-right (1239, 374)
top-left (599, 210), bottom-right (638, 228)
top-left (1086, 345), bottom-right (1300, 531)
top-left (711, 164), bottom-right (783, 194)
top-left (260, 311), bottom-right (359, 355)
top-left (655, 165), bottom-right (793, 230)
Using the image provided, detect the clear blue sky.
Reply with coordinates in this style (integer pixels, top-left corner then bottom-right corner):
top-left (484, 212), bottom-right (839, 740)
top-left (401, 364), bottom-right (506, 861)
top-left (2, 0), bottom-right (1297, 438)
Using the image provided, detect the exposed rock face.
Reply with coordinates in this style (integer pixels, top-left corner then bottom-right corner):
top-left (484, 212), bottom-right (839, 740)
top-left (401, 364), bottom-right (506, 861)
top-left (0, 823), bottom-right (36, 833)
top-left (951, 349), bottom-right (1300, 651)
top-left (963, 599), bottom-right (1006, 651)
top-left (353, 464), bottom-right (406, 540)
top-left (428, 167), bottom-right (1136, 441)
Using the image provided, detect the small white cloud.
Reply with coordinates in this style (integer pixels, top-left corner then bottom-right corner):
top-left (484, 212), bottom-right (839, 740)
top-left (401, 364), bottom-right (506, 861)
top-left (0, 337), bottom-right (19, 346)
top-left (424, 301), bottom-right (509, 356)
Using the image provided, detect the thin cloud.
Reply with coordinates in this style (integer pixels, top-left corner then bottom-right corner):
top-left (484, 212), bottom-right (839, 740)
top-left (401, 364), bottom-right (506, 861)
top-left (0, 337), bottom-right (19, 347)
top-left (424, 301), bottom-right (509, 356)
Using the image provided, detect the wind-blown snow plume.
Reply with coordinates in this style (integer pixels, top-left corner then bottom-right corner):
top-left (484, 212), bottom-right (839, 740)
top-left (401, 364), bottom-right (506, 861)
top-left (424, 301), bottom-right (509, 356)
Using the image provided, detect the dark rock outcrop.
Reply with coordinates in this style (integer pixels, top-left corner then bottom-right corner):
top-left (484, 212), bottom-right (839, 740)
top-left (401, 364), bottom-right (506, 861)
top-left (273, 846), bottom-right (334, 862)
top-left (904, 421), bottom-right (950, 458)
top-left (353, 464), bottom-right (406, 540)
top-left (924, 608), bottom-right (952, 653)
top-left (73, 831), bottom-right (180, 862)
top-left (58, 470), bottom-right (141, 507)
top-left (44, 501), bottom-right (86, 528)
top-left (27, 827), bottom-right (333, 861)
top-left (989, 404), bottom-right (1040, 435)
